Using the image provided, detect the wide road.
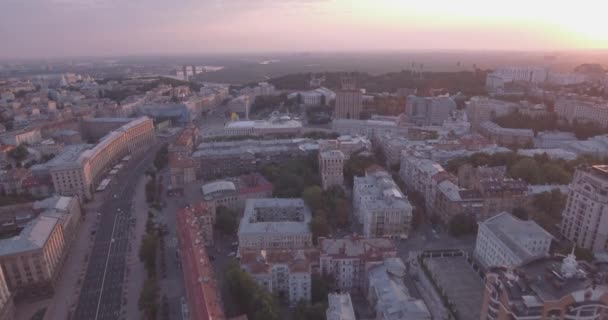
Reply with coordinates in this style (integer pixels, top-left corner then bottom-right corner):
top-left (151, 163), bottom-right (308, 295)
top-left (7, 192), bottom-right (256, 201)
top-left (74, 139), bottom-right (167, 320)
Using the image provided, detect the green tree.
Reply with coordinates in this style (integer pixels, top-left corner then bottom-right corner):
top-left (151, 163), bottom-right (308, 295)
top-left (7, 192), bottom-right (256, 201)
top-left (293, 301), bottom-right (327, 320)
top-left (540, 163), bottom-right (571, 184)
top-left (225, 264), bottom-right (278, 320)
top-left (8, 145), bottom-right (28, 163)
top-left (302, 186), bottom-right (325, 211)
top-left (139, 232), bottom-right (158, 276)
top-left (311, 273), bottom-right (333, 304)
top-left (216, 206), bottom-right (239, 235)
top-left (138, 277), bottom-right (159, 320)
top-left (154, 143), bottom-right (169, 170)
top-left (145, 179), bottom-right (157, 203)
top-left (310, 214), bottom-right (330, 243)
top-left (509, 158), bottom-right (541, 184)
top-left (448, 214), bottom-right (477, 237)
top-left (512, 207), bottom-right (529, 220)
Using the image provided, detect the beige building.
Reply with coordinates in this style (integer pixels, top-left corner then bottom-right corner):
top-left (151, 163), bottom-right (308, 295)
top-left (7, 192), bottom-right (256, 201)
top-left (0, 128), bottom-right (42, 146)
top-left (48, 117), bottom-right (155, 200)
top-left (319, 150), bottom-right (345, 190)
top-left (237, 199), bottom-right (312, 252)
top-left (0, 267), bottom-right (14, 320)
top-left (178, 201), bottom-right (215, 246)
top-left (561, 165), bottom-right (608, 252)
top-left (335, 78), bottom-right (363, 120)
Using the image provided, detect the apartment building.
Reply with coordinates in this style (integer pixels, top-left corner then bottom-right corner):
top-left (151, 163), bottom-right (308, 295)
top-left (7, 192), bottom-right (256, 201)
top-left (474, 212), bottom-right (553, 269)
top-left (240, 248), bottom-right (319, 305)
top-left (367, 258), bottom-right (431, 320)
top-left (479, 121), bottom-right (534, 147)
top-left (201, 173), bottom-right (273, 212)
top-left (561, 165), bottom-right (608, 252)
top-left (177, 201), bottom-right (215, 246)
top-left (354, 169), bottom-right (413, 239)
top-left (0, 128), bottom-right (42, 146)
top-left (332, 119), bottom-right (409, 139)
top-left (223, 116), bottom-right (303, 137)
top-left (555, 94), bottom-right (608, 128)
top-left (319, 236), bottom-right (396, 292)
top-left (465, 96), bottom-right (518, 132)
top-left (0, 267), bottom-right (14, 320)
top-left (319, 150), bottom-right (345, 190)
top-left (237, 198), bottom-right (312, 252)
top-left (318, 135), bottom-right (371, 159)
top-left (481, 253), bottom-right (608, 320)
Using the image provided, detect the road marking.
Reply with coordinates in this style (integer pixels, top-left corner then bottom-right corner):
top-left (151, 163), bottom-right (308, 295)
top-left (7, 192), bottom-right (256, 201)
top-left (94, 212), bottom-right (119, 320)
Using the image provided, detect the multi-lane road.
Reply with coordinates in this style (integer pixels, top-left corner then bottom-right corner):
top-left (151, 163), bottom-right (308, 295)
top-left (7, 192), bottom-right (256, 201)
top-left (73, 140), bottom-right (167, 320)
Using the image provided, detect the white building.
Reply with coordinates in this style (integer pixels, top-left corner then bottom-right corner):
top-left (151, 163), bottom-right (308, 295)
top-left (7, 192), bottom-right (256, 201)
top-left (319, 236), bottom-right (396, 292)
top-left (534, 131), bottom-right (578, 149)
top-left (223, 116), bottom-right (302, 137)
top-left (548, 72), bottom-right (587, 86)
top-left (486, 67), bottom-right (548, 91)
top-left (326, 293), bottom-right (356, 320)
top-left (0, 128), bottom-right (42, 146)
top-left (319, 150), bottom-right (345, 190)
top-left (516, 148), bottom-right (578, 161)
top-left (555, 94), bottom-right (608, 128)
top-left (254, 82), bottom-right (276, 96)
top-left (332, 119), bottom-right (409, 139)
top-left (474, 212), bottom-right (553, 269)
top-left (239, 248), bottom-right (318, 305)
top-left (318, 135), bottom-right (371, 159)
top-left (367, 258), bottom-right (431, 320)
top-left (465, 96), bottom-right (518, 132)
top-left (0, 267), bottom-right (14, 320)
top-left (399, 153), bottom-right (446, 210)
top-left (288, 87), bottom-right (335, 106)
top-left (238, 198), bottom-right (312, 252)
top-left (354, 169), bottom-right (413, 239)
top-left (405, 95), bottom-right (457, 126)
top-left (561, 165), bottom-right (608, 252)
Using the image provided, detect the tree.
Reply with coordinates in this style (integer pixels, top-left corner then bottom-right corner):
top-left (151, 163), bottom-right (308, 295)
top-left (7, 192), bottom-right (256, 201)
top-left (311, 273), bottom-right (333, 304)
top-left (509, 158), bottom-right (541, 184)
top-left (8, 145), bottom-right (28, 163)
top-left (225, 264), bottom-right (278, 320)
top-left (448, 214), bottom-right (477, 237)
top-left (332, 198), bottom-right (350, 228)
top-left (540, 163), bottom-right (571, 184)
top-left (302, 186), bottom-right (325, 211)
top-left (310, 215), bottom-right (330, 243)
top-left (145, 179), bottom-right (157, 203)
top-left (512, 207), bottom-right (529, 220)
top-left (139, 232), bottom-right (158, 276)
top-left (216, 206), bottom-right (239, 235)
top-left (293, 301), bottom-right (327, 320)
top-left (138, 277), bottom-right (159, 320)
top-left (154, 143), bottom-right (169, 170)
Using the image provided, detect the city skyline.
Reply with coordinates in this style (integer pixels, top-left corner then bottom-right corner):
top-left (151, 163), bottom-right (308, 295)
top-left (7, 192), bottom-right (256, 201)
top-left (2, 0), bottom-right (608, 59)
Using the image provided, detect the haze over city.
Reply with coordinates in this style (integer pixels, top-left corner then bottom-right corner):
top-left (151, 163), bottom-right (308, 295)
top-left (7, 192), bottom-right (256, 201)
top-left (2, 0), bottom-right (608, 59)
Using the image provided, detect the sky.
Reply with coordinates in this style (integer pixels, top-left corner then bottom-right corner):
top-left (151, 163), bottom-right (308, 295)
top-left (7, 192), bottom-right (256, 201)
top-left (1, 0), bottom-right (608, 59)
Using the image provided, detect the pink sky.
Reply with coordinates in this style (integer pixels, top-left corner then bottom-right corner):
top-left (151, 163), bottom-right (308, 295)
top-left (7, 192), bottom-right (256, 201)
top-left (1, 0), bottom-right (607, 59)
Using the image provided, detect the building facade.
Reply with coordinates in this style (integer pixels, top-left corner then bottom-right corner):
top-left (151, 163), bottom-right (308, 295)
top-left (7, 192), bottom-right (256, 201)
top-left (319, 150), bottom-right (345, 190)
top-left (334, 78), bottom-right (363, 119)
top-left (0, 267), bottom-right (14, 320)
top-left (201, 173), bottom-right (273, 212)
top-left (405, 95), bottom-right (457, 126)
top-left (561, 165), bottom-right (608, 252)
top-left (326, 293), bottom-right (356, 320)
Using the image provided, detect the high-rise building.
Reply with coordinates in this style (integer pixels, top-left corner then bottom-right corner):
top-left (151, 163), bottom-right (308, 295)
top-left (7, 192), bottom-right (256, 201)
top-left (334, 78), bottom-right (363, 119)
top-left (405, 95), bottom-right (457, 126)
top-left (561, 165), bottom-right (608, 252)
top-left (319, 150), bottom-right (345, 190)
top-left (480, 253), bottom-right (608, 320)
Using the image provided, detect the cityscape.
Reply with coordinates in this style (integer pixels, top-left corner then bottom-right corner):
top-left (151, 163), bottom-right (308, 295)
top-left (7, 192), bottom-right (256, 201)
top-left (2, 1), bottom-right (608, 320)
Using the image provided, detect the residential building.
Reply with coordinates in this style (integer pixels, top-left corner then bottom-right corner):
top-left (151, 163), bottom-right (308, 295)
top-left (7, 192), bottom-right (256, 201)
top-left (326, 293), bottom-right (356, 320)
top-left (253, 82), bottom-right (276, 96)
top-left (555, 94), bottom-right (608, 128)
top-left (335, 78), bottom-right (363, 119)
top-left (534, 131), bottom-right (578, 149)
top-left (434, 179), bottom-right (484, 224)
top-left (168, 154), bottom-right (197, 188)
top-left (0, 267), bottom-right (13, 320)
top-left (480, 253), bottom-right (608, 320)
top-left (479, 121), bottom-right (534, 147)
top-left (176, 198), bottom-right (225, 320)
top-left (399, 153), bottom-right (448, 213)
top-left (240, 248), bottom-right (319, 305)
top-left (561, 165), bottom-right (608, 252)
top-left (288, 87), bottom-right (335, 107)
top-left (367, 258), bottom-right (431, 320)
top-left (319, 236), bottom-right (396, 292)
top-left (237, 199), bottom-right (312, 252)
top-left (474, 212), bottom-right (553, 269)
top-left (405, 95), bottom-right (457, 126)
top-left (318, 135), bottom-right (371, 159)
top-left (178, 201), bottom-right (215, 246)
top-left (201, 173), bottom-right (273, 212)
top-left (319, 150), bottom-right (345, 190)
top-left (485, 67), bottom-right (548, 93)
top-left (0, 128), bottom-right (42, 146)
top-left (465, 96), bottom-right (518, 132)
top-left (354, 169), bottom-right (413, 239)
top-left (332, 119), bottom-right (409, 139)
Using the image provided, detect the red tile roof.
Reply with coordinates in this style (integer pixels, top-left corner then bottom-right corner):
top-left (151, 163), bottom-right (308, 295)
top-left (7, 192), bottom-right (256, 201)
top-left (176, 206), bottom-right (226, 320)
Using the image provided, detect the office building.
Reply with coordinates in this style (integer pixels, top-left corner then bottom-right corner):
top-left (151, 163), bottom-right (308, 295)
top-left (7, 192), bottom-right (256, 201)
top-left (201, 173), bottom-right (273, 211)
top-left (465, 96), bottom-right (518, 132)
top-left (405, 95), bottom-right (457, 126)
top-left (240, 248), bottom-right (319, 305)
top-left (479, 121), bottom-right (534, 147)
top-left (319, 236), bottom-right (396, 292)
top-left (561, 165), bottom-right (608, 252)
top-left (319, 150), bottom-right (345, 190)
top-left (555, 94), bottom-right (608, 128)
top-left (474, 212), bottom-right (553, 269)
top-left (326, 293), bottom-right (356, 320)
top-left (237, 199), bottom-right (312, 252)
top-left (354, 169), bottom-right (413, 239)
top-left (480, 253), bottom-right (608, 320)
top-left (335, 78), bottom-right (363, 119)
top-left (223, 116), bottom-right (303, 137)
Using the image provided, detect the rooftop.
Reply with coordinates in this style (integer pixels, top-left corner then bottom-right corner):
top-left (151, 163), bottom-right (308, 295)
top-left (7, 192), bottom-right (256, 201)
top-left (240, 248), bottom-right (319, 274)
top-left (326, 293), bottom-right (356, 320)
top-left (238, 198), bottom-right (311, 235)
top-left (319, 236), bottom-right (396, 259)
top-left (45, 143), bottom-right (92, 167)
top-left (0, 214), bottom-right (58, 256)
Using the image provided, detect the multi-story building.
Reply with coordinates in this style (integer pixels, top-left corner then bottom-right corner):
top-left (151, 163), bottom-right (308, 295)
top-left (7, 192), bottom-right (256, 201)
top-left (223, 116), bottom-right (302, 137)
top-left (561, 165), bottom-right (608, 252)
top-left (237, 198), bottom-right (312, 252)
top-left (479, 121), bottom-right (534, 147)
top-left (177, 201), bottom-right (215, 245)
top-left (474, 212), bottom-right (553, 269)
top-left (239, 248), bottom-right (319, 305)
top-left (0, 128), bottom-right (42, 146)
top-left (480, 253), bottom-right (608, 320)
top-left (534, 131), bottom-right (578, 149)
top-left (367, 257), bottom-right (431, 320)
top-left (319, 236), bottom-right (396, 292)
top-left (405, 95), bottom-right (457, 126)
top-left (193, 139), bottom-right (318, 180)
top-left (326, 293), bottom-right (356, 320)
top-left (555, 94), bottom-right (608, 128)
top-left (465, 96), bottom-right (518, 132)
top-left (176, 198), bottom-right (225, 320)
top-left (45, 117), bottom-right (155, 200)
top-left (335, 78), bottom-right (363, 119)
top-left (318, 135), bottom-right (371, 159)
top-left (227, 95), bottom-right (251, 119)
top-left (0, 267), bottom-right (14, 320)
top-left (168, 154), bottom-right (196, 188)
top-left (485, 67), bottom-right (548, 93)
top-left (287, 87), bottom-right (335, 107)
top-left (201, 173), bottom-right (273, 212)
top-left (399, 153), bottom-right (448, 213)
top-left (319, 150), bottom-right (345, 190)
top-left (434, 179), bottom-right (484, 224)
top-left (332, 118), bottom-right (410, 139)
top-left (354, 169), bottom-right (413, 239)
